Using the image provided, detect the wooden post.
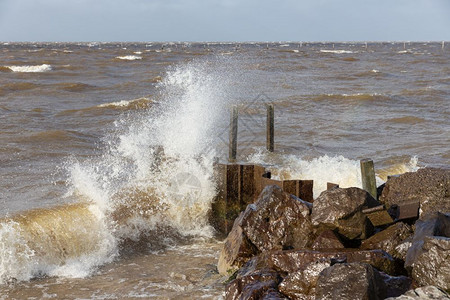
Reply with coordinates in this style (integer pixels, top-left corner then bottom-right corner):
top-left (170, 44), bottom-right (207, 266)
top-left (266, 104), bottom-right (274, 152)
top-left (327, 183), bottom-right (339, 190)
top-left (229, 106), bottom-right (238, 161)
top-left (360, 159), bottom-right (377, 200)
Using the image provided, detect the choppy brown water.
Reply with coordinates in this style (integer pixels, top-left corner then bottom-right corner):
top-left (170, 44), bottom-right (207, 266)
top-left (0, 42), bottom-right (449, 298)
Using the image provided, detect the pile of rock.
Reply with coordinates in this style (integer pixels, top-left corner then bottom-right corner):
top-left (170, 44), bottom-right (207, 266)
top-left (218, 167), bottom-right (450, 300)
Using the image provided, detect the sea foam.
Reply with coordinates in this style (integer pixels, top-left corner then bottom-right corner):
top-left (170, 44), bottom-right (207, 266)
top-left (247, 150), bottom-right (420, 198)
top-left (115, 55), bottom-right (142, 60)
top-left (320, 50), bottom-right (354, 54)
top-left (6, 64), bottom-right (52, 73)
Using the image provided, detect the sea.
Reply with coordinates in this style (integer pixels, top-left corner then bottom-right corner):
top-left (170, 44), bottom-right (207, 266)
top-left (0, 42), bottom-right (449, 299)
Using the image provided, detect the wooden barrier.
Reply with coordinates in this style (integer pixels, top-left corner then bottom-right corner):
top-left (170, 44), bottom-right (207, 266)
top-left (360, 159), bottom-right (377, 200)
top-left (266, 104), bottom-right (274, 152)
top-left (229, 106), bottom-right (238, 161)
top-left (210, 163), bottom-right (314, 235)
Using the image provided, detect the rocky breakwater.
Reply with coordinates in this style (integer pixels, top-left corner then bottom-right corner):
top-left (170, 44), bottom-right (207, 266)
top-left (217, 167), bottom-right (450, 300)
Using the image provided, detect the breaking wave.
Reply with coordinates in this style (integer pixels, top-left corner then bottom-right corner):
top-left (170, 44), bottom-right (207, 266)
top-left (320, 50), bottom-right (355, 54)
top-left (115, 55), bottom-right (142, 61)
top-left (0, 55), bottom-right (251, 284)
top-left (247, 151), bottom-right (420, 198)
top-left (5, 64), bottom-right (52, 73)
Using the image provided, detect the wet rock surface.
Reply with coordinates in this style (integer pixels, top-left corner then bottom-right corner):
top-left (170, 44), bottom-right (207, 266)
top-left (218, 213), bottom-right (258, 275)
top-left (218, 185), bottom-right (313, 275)
top-left (225, 268), bottom-right (281, 300)
top-left (411, 236), bottom-right (450, 293)
top-left (241, 185), bottom-right (313, 252)
top-left (361, 222), bottom-right (413, 259)
top-left (311, 230), bottom-right (345, 250)
top-left (314, 262), bottom-right (385, 300)
top-left (314, 262), bottom-right (411, 300)
top-left (405, 212), bottom-right (450, 268)
top-left (278, 259), bottom-right (331, 299)
top-left (379, 168), bottom-right (450, 218)
top-left (262, 248), bottom-right (404, 275)
top-left (311, 187), bottom-right (375, 240)
top-left (217, 168), bottom-right (450, 299)
top-left (385, 286), bottom-right (450, 300)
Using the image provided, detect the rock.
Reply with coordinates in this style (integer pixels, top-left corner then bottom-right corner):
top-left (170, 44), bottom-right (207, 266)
top-left (436, 212), bottom-right (450, 237)
top-left (261, 289), bottom-right (289, 299)
top-left (278, 259), bottom-right (331, 299)
top-left (379, 272), bottom-right (412, 298)
top-left (218, 213), bottom-right (258, 275)
top-left (394, 237), bottom-right (413, 261)
top-left (379, 168), bottom-right (450, 218)
top-left (411, 236), bottom-right (450, 293)
top-left (261, 248), bottom-right (404, 276)
top-left (385, 286), bottom-right (450, 299)
top-left (311, 187), bottom-right (375, 240)
top-left (311, 230), bottom-right (345, 250)
top-left (241, 185), bottom-right (314, 252)
top-left (225, 268), bottom-right (281, 300)
top-left (405, 213), bottom-right (450, 268)
top-left (314, 262), bottom-right (386, 300)
top-left (361, 222), bottom-right (413, 259)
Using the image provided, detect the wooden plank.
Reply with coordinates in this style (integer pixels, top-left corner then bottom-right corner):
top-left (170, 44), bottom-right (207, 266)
top-left (229, 106), bottom-right (238, 161)
top-left (360, 159), bottom-right (377, 200)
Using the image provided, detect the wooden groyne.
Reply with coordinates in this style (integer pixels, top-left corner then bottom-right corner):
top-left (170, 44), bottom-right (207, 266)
top-left (210, 104), bottom-right (382, 235)
top-left (210, 162), bottom-right (315, 235)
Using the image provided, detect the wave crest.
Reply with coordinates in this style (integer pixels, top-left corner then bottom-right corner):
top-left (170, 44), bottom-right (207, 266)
top-left (5, 64), bottom-right (52, 73)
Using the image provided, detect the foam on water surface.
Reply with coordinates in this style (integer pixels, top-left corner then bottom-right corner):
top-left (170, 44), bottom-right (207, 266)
top-left (320, 49), bottom-right (355, 54)
top-left (247, 150), bottom-right (420, 198)
top-left (5, 64), bottom-right (52, 73)
top-left (115, 55), bottom-right (142, 60)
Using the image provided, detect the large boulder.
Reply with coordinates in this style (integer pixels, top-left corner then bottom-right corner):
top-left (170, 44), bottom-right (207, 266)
top-left (411, 236), bottom-right (450, 293)
top-left (360, 222), bottom-right (413, 259)
top-left (218, 213), bottom-right (258, 275)
top-left (314, 262), bottom-right (386, 300)
top-left (241, 185), bottom-right (313, 252)
top-left (405, 212), bottom-right (450, 268)
top-left (315, 262), bottom-right (411, 300)
top-left (225, 268), bottom-right (284, 300)
top-left (379, 272), bottom-right (413, 299)
top-left (311, 230), bottom-right (345, 250)
top-left (218, 185), bottom-right (314, 275)
top-left (379, 168), bottom-right (450, 218)
top-left (278, 259), bottom-right (331, 299)
top-left (311, 187), bottom-right (375, 240)
top-left (258, 248), bottom-right (404, 276)
top-left (385, 286), bottom-right (450, 300)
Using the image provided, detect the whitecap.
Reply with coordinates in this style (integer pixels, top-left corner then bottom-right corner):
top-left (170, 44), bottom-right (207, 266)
top-left (6, 64), bottom-right (52, 73)
top-left (97, 98), bottom-right (151, 108)
top-left (115, 55), bottom-right (142, 61)
top-left (320, 50), bottom-right (354, 54)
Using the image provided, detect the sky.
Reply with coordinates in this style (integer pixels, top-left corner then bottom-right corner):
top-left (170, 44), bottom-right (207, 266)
top-left (0, 0), bottom-right (449, 42)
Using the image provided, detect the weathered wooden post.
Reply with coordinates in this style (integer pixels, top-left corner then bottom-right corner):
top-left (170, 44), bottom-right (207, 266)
top-left (266, 103), bottom-right (274, 152)
top-left (229, 106), bottom-right (238, 161)
top-left (360, 159), bottom-right (377, 200)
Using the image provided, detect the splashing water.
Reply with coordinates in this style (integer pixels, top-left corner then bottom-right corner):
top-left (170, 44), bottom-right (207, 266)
top-left (1, 56), bottom-right (262, 284)
top-left (0, 53), bottom-right (423, 284)
top-left (67, 57), bottom-right (251, 240)
top-left (247, 150), bottom-right (420, 198)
